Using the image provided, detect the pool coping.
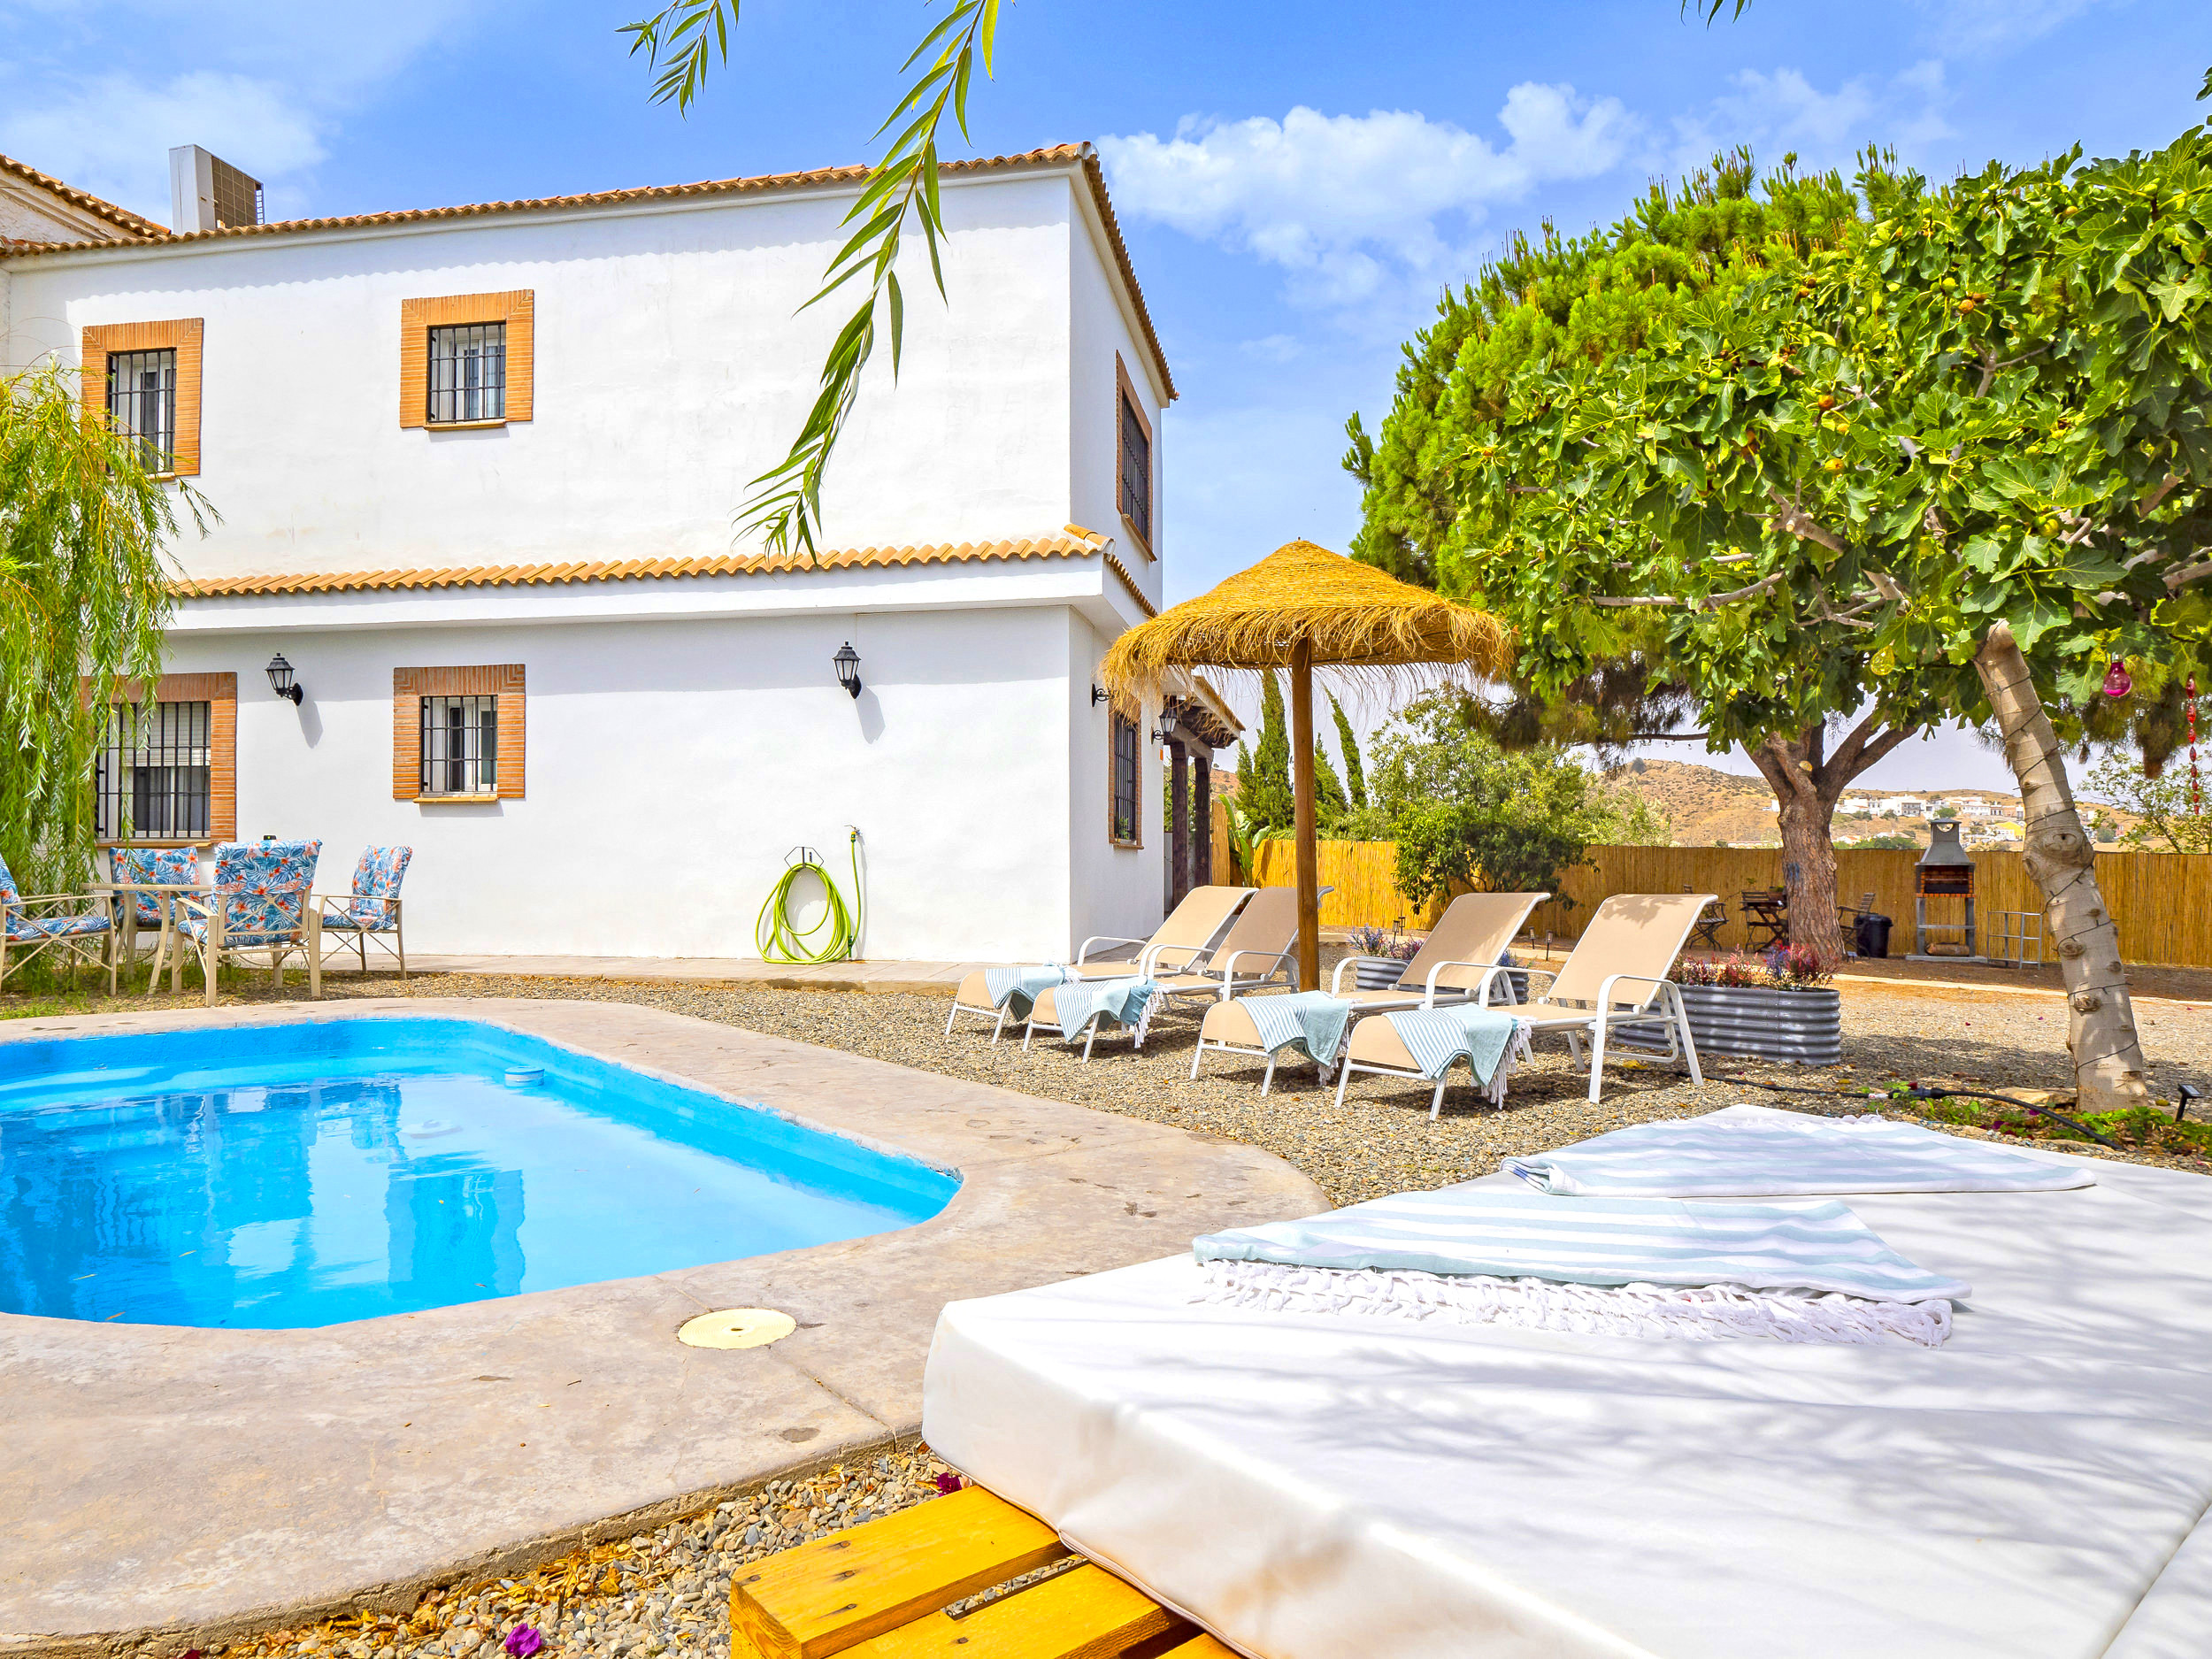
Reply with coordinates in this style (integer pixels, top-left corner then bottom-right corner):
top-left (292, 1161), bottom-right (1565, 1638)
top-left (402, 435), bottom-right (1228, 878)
top-left (0, 998), bottom-right (1328, 1655)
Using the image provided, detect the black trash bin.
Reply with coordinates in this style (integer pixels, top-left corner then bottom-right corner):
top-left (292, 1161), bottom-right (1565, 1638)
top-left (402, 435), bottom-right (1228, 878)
top-left (1854, 911), bottom-right (1893, 959)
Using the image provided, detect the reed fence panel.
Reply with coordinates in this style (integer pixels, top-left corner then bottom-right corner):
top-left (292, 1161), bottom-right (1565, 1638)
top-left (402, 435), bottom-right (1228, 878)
top-left (1232, 837), bottom-right (2212, 968)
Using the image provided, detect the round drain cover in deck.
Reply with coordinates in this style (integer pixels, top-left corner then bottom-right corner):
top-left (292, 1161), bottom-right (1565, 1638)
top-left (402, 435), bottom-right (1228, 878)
top-left (678, 1308), bottom-right (797, 1349)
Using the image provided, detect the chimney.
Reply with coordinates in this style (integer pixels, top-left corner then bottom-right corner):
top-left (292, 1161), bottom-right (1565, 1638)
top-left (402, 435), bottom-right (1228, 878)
top-left (168, 146), bottom-right (265, 233)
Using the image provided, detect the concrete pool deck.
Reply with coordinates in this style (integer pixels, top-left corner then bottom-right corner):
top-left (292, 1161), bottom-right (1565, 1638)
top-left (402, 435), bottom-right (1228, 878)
top-left (0, 999), bottom-right (1327, 1654)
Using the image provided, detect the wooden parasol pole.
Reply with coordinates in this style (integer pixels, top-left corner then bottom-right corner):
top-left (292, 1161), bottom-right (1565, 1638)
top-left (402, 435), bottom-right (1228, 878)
top-left (1288, 640), bottom-right (1320, 991)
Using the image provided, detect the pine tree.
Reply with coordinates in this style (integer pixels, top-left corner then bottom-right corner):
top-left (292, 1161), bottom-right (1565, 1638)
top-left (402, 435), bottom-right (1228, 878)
top-left (1328, 693), bottom-right (1368, 808)
top-left (1241, 671), bottom-right (1296, 831)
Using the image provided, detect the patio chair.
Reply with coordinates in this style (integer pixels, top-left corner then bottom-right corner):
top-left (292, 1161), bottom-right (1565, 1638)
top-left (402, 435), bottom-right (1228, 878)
top-left (1333, 891), bottom-right (1715, 1110)
top-left (945, 884), bottom-right (1256, 1039)
top-left (104, 846), bottom-right (199, 987)
top-left (1188, 889), bottom-right (1550, 1083)
top-left (315, 845), bottom-right (412, 974)
top-left (0, 852), bottom-right (116, 994)
top-left (1022, 887), bottom-right (1305, 1056)
top-left (168, 840), bottom-right (324, 1007)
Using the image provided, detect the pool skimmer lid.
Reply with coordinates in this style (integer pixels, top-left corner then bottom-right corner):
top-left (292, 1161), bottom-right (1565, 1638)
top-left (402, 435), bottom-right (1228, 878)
top-left (678, 1308), bottom-right (798, 1349)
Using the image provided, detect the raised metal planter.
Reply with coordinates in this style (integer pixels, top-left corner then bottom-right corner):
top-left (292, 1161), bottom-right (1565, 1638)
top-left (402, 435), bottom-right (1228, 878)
top-left (1669, 984), bottom-right (1842, 1065)
top-left (1352, 960), bottom-right (1531, 1000)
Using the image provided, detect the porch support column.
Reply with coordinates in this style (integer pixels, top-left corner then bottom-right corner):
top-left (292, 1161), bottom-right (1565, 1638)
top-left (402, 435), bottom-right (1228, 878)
top-left (1193, 755), bottom-right (1213, 887)
top-left (1168, 738), bottom-right (1191, 910)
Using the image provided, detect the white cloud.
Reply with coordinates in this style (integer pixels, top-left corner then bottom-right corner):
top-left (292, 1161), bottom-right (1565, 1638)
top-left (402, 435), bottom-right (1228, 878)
top-left (1, 72), bottom-right (327, 222)
top-left (0, 1), bottom-right (507, 224)
top-left (1240, 334), bottom-right (1302, 363)
top-left (1100, 88), bottom-right (1637, 310)
top-left (1664, 60), bottom-right (1955, 178)
top-left (1908, 0), bottom-right (2111, 55)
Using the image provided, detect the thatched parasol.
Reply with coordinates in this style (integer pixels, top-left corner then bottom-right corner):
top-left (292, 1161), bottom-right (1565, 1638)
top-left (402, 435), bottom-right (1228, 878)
top-left (1102, 540), bottom-right (1513, 990)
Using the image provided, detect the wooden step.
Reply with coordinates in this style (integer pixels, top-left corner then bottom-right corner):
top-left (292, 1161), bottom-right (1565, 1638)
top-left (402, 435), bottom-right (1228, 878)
top-left (731, 1486), bottom-right (1236, 1659)
top-left (733, 1486), bottom-right (1071, 1659)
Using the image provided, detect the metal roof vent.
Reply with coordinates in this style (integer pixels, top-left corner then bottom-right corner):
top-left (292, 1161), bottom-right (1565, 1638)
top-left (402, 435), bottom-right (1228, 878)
top-left (169, 146), bottom-right (264, 233)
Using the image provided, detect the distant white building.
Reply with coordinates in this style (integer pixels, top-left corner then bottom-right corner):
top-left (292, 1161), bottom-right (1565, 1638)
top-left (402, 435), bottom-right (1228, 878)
top-left (1882, 796), bottom-right (1928, 817)
top-left (1952, 800), bottom-right (1995, 818)
top-left (1, 141), bottom-right (1234, 962)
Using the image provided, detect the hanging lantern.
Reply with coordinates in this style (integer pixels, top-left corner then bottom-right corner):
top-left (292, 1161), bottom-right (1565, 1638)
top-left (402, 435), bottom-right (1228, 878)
top-left (2101, 659), bottom-right (2132, 699)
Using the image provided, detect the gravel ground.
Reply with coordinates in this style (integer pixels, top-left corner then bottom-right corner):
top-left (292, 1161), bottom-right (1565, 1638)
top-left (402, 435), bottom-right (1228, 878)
top-left (190, 1446), bottom-right (967, 1659)
top-left (23, 969), bottom-right (2208, 1657)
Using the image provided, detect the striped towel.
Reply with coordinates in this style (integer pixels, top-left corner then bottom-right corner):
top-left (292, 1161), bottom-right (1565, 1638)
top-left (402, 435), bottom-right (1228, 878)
top-left (1194, 1186), bottom-right (1966, 1346)
top-left (1381, 1004), bottom-right (1533, 1104)
top-left (1243, 993), bottom-right (1355, 1070)
top-left (1051, 976), bottom-right (1165, 1046)
top-left (1504, 1103), bottom-right (2096, 1196)
top-left (984, 964), bottom-right (1072, 1020)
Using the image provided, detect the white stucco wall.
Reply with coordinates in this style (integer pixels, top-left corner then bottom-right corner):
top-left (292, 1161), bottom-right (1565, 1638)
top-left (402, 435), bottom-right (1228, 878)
top-left (1068, 196), bottom-right (1165, 611)
top-left (11, 151), bottom-right (1179, 961)
top-left (1, 167), bottom-right (1150, 579)
top-left (161, 603), bottom-right (1097, 961)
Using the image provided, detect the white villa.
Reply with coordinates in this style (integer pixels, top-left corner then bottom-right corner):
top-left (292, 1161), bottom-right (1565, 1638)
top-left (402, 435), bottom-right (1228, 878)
top-left (0, 144), bottom-right (1239, 962)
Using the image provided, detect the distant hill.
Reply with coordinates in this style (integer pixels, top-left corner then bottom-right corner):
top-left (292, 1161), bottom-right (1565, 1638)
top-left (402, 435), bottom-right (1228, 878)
top-left (1603, 759), bottom-right (1786, 846)
top-left (1594, 758), bottom-right (2119, 848)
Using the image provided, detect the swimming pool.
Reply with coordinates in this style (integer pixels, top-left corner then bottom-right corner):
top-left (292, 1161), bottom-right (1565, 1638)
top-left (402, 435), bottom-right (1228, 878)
top-left (0, 1017), bottom-right (959, 1329)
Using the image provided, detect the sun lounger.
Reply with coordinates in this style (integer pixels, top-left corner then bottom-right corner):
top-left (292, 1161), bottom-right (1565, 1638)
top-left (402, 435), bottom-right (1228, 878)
top-left (946, 885), bottom-right (1255, 1040)
top-left (921, 1139), bottom-right (2212, 1659)
top-left (1190, 889), bottom-right (1548, 1084)
top-left (730, 1483), bottom-right (1235, 1659)
top-left (1336, 891), bottom-right (1715, 1107)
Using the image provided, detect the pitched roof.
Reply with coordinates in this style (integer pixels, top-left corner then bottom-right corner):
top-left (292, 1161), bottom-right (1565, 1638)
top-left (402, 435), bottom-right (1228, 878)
top-left (0, 152), bottom-right (166, 240)
top-left (7, 142), bottom-right (1175, 401)
top-left (173, 527), bottom-right (1118, 598)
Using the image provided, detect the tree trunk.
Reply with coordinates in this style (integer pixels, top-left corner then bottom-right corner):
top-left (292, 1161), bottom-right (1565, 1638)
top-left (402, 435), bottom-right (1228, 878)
top-left (1747, 715), bottom-right (1917, 970)
top-left (1975, 624), bottom-right (2152, 1111)
top-left (1289, 643), bottom-right (1321, 992)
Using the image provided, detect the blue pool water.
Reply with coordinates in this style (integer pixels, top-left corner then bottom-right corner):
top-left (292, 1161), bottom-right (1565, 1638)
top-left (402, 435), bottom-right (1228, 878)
top-left (0, 1018), bottom-right (959, 1329)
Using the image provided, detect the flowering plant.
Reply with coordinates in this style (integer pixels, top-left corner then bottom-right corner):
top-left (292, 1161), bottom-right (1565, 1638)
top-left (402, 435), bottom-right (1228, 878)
top-left (1672, 945), bottom-right (1835, 990)
top-left (1350, 924), bottom-right (1420, 961)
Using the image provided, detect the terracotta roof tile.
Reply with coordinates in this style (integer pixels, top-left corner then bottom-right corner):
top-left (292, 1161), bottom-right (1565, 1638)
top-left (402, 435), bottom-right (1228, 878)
top-left (0, 152), bottom-right (166, 239)
top-left (5, 142), bottom-right (1172, 400)
top-left (173, 528), bottom-right (1113, 599)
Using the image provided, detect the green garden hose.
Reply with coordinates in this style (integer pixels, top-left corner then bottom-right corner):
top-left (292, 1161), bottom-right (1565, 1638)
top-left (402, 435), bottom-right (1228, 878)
top-left (756, 829), bottom-right (865, 964)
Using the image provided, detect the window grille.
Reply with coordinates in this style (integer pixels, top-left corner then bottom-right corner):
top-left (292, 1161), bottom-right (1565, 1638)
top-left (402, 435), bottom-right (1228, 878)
top-left (96, 701), bottom-right (211, 841)
top-left (420, 695), bottom-right (500, 795)
top-left (1118, 391), bottom-right (1152, 542)
top-left (1111, 712), bottom-right (1141, 843)
top-left (106, 349), bottom-right (177, 472)
top-left (426, 323), bottom-right (506, 423)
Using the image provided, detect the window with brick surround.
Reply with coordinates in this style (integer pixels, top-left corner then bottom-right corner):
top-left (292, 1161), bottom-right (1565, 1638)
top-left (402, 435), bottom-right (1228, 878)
top-left (1115, 354), bottom-right (1155, 555)
top-left (400, 292), bottom-right (533, 429)
top-left (94, 673), bottom-right (237, 844)
top-left (426, 323), bottom-right (505, 424)
top-left (1110, 710), bottom-right (1142, 847)
top-left (106, 349), bottom-right (175, 472)
top-left (394, 666), bottom-right (525, 800)
top-left (420, 694), bottom-right (499, 795)
top-left (81, 319), bottom-right (204, 477)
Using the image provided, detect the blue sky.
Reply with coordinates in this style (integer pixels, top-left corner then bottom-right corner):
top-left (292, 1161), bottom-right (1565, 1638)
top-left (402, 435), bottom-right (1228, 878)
top-left (5, 0), bottom-right (2208, 790)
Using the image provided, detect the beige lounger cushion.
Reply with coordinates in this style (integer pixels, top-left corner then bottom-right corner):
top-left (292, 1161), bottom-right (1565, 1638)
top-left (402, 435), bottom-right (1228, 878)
top-left (1353, 889), bottom-right (1549, 999)
top-left (1344, 1015), bottom-right (1421, 1071)
top-left (1199, 999), bottom-right (1265, 1048)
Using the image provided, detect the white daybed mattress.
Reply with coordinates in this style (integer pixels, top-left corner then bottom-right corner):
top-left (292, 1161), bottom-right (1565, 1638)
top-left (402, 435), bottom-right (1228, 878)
top-left (921, 1144), bottom-right (2212, 1659)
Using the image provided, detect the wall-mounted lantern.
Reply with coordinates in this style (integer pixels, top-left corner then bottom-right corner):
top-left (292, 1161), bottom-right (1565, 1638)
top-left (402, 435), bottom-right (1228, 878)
top-left (1152, 699), bottom-right (1182, 746)
top-left (833, 641), bottom-right (864, 700)
top-left (265, 653), bottom-right (304, 705)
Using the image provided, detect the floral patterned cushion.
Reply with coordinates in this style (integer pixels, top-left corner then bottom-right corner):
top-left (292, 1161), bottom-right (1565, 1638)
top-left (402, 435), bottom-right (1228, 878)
top-left (111, 847), bottom-right (199, 926)
top-left (6, 913), bottom-right (112, 942)
top-left (330, 845), bottom-right (413, 930)
top-left (0, 852), bottom-right (111, 941)
top-left (180, 840), bottom-right (322, 949)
